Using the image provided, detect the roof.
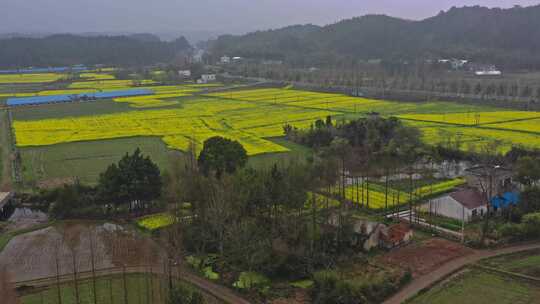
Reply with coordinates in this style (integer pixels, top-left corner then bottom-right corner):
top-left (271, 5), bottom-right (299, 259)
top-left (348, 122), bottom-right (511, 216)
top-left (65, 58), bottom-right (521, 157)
top-left (381, 223), bottom-right (411, 244)
top-left (450, 189), bottom-right (485, 209)
top-left (491, 192), bottom-right (520, 209)
top-left (7, 89), bottom-right (154, 106)
top-left (0, 192), bottom-right (12, 209)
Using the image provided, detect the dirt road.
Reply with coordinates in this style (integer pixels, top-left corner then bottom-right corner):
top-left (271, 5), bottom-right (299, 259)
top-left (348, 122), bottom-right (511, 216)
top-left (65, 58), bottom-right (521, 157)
top-left (383, 242), bottom-right (540, 304)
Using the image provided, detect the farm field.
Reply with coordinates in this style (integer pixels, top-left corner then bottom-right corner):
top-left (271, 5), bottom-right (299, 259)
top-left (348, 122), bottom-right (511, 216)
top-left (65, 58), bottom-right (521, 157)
top-left (0, 222), bottom-right (166, 282)
top-left (20, 136), bottom-right (174, 185)
top-left (9, 83), bottom-right (540, 185)
top-left (398, 111), bottom-right (540, 126)
top-left (337, 178), bottom-right (465, 209)
top-left (0, 73), bottom-right (66, 84)
top-left (136, 213), bottom-right (176, 231)
top-left (409, 268), bottom-right (540, 304)
top-left (480, 249), bottom-right (540, 278)
top-left (21, 273), bottom-right (167, 304)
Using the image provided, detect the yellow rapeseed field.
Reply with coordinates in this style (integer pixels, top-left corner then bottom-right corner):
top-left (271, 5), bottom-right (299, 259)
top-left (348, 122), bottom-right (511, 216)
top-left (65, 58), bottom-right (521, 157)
top-left (0, 73), bottom-right (66, 84)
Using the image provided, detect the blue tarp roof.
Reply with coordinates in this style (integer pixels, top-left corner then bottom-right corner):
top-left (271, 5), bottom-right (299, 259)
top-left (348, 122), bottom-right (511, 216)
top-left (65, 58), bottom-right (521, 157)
top-left (7, 89), bottom-right (154, 106)
top-left (491, 192), bottom-right (520, 209)
top-left (0, 66), bottom-right (88, 74)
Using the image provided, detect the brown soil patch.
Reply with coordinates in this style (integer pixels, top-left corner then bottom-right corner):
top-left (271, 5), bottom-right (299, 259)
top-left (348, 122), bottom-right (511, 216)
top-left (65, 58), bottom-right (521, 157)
top-left (377, 238), bottom-right (475, 277)
top-left (0, 222), bottom-right (166, 282)
top-left (271, 290), bottom-right (310, 304)
top-left (36, 177), bottom-right (76, 189)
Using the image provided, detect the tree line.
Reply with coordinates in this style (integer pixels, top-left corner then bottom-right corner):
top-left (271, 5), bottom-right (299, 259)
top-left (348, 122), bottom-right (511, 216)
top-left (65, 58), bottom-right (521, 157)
top-left (211, 5), bottom-right (540, 70)
top-left (0, 34), bottom-right (192, 68)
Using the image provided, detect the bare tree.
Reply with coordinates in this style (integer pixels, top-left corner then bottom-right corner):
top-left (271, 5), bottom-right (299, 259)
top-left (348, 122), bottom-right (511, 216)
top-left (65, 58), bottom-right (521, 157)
top-left (0, 267), bottom-right (20, 304)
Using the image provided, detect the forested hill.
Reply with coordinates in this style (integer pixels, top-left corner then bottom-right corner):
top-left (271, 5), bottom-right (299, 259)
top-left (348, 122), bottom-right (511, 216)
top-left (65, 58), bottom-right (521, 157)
top-left (0, 34), bottom-right (192, 68)
top-left (210, 5), bottom-right (540, 69)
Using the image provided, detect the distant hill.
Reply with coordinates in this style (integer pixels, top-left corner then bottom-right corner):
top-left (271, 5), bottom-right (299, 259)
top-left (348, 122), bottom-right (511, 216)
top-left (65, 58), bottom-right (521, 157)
top-left (210, 5), bottom-right (540, 69)
top-left (0, 34), bottom-right (191, 68)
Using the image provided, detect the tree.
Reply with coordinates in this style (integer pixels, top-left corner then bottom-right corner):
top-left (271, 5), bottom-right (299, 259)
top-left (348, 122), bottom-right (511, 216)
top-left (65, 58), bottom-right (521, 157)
top-left (0, 268), bottom-right (19, 304)
top-left (98, 148), bottom-right (162, 211)
top-left (519, 187), bottom-right (540, 214)
top-left (515, 156), bottom-right (540, 186)
top-left (198, 137), bottom-right (248, 178)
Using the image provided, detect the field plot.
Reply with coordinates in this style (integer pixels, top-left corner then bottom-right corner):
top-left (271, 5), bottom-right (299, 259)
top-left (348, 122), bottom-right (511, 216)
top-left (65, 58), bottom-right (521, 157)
top-left (337, 178), bottom-right (465, 209)
top-left (480, 249), bottom-right (540, 278)
top-left (0, 222), bottom-right (165, 283)
top-left (68, 79), bottom-right (156, 90)
top-left (11, 86), bottom-right (540, 185)
top-left (136, 213), bottom-right (176, 231)
top-left (406, 120), bottom-right (540, 152)
top-left (79, 72), bottom-right (116, 81)
top-left (410, 268), bottom-right (540, 304)
top-left (207, 89), bottom-right (495, 115)
top-left (378, 238), bottom-right (474, 277)
top-left (399, 111), bottom-right (540, 126)
top-left (486, 118), bottom-right (540, 134)
top-left (0, 73), bottom-right (66, 84)
top-left (21, 273), bottom-right (167, 304)
top-left (20, 137), bottom-right (173, 185)
top-left (12, 96), bottom-right (336, 157)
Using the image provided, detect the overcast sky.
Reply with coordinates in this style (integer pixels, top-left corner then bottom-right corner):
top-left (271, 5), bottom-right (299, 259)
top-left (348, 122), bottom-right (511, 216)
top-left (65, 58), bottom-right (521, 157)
top-left (1, 0), bottom-right (539, 35)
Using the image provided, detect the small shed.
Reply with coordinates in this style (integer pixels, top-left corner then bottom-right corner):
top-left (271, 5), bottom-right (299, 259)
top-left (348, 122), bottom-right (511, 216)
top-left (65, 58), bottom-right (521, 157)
top-left (0, 192), bottom-right (14, 220)
top-left (379, 223), bottom-right (413, 249)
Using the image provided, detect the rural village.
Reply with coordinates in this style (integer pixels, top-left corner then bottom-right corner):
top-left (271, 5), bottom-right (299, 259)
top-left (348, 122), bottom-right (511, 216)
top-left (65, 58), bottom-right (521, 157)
top-left (1, 3), bottom-right (540, 304)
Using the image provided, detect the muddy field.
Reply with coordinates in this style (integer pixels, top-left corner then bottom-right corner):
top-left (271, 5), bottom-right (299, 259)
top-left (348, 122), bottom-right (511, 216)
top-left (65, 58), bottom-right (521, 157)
top-left (377, 238), bottom-right (475, 277)
top-left (5, 207), bottom-right (48, 231)
top-left (0, 222), bottom-right (166, 282)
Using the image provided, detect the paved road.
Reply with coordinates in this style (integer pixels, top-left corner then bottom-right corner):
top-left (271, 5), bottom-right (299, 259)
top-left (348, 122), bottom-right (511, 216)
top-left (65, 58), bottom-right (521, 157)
top-left (383, 242), bottom-right (540, 304)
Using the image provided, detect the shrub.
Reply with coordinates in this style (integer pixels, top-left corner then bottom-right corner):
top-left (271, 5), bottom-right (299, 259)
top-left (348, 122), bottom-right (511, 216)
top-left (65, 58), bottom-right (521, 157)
top-left (168, 283), bottom-right (205, 304)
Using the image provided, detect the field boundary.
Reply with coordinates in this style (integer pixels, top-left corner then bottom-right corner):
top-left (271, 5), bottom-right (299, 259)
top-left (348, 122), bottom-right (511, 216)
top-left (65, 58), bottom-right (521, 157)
top-left (471, 264), bottom-right (540, 282)
top-left (384, 241), bottom-right (540, 304)
top-left (14, 264), bottom-right (251, 304)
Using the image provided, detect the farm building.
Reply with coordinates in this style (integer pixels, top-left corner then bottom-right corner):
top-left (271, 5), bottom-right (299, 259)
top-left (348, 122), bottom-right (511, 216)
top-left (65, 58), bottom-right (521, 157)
top-left (0, 192), bottom-right (14, 220)
top-left (197, 74), bottom-right (217, 84)
top-left (220, 56), bottom-right (231, 64)
top-left (379, 223), bottom-right (414, 249)
top-left (464, 165), bottom-right (514, 195)
top-left (428, 189), bottom-right (487, 223)
top-left (178, 70), bottom-right (191, 77)
top-left (328, 213), bottom-right (412, 251)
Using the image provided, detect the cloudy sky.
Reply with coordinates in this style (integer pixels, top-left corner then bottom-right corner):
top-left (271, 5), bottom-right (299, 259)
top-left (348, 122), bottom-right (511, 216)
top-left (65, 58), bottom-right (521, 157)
top-left (1, 0), bottom-right (538, 35)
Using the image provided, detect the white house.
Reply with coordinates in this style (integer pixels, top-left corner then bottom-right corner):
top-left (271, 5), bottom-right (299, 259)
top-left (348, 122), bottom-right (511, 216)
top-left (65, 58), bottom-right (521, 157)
top-left (429, 189), bottom-right (487, 223)
top-left (475, 70), bottom-right (502, 76)
top-left (178, 70), bottom-right (191, 78)
top-left (197, 74), bottom-right (217, 84)
top-left (220, 56), bottom-right (231, 64)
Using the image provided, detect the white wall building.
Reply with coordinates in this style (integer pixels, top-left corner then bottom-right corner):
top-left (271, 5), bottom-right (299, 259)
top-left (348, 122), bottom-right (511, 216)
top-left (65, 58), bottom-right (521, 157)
top-left (178, 70), bottom-right (191, 78)
top-left (220, 56), bottom-right (231, 64)
top-left (197, 74), bottom-right (217, 84)
top-left (429, 189), bottom-right (487, 223)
